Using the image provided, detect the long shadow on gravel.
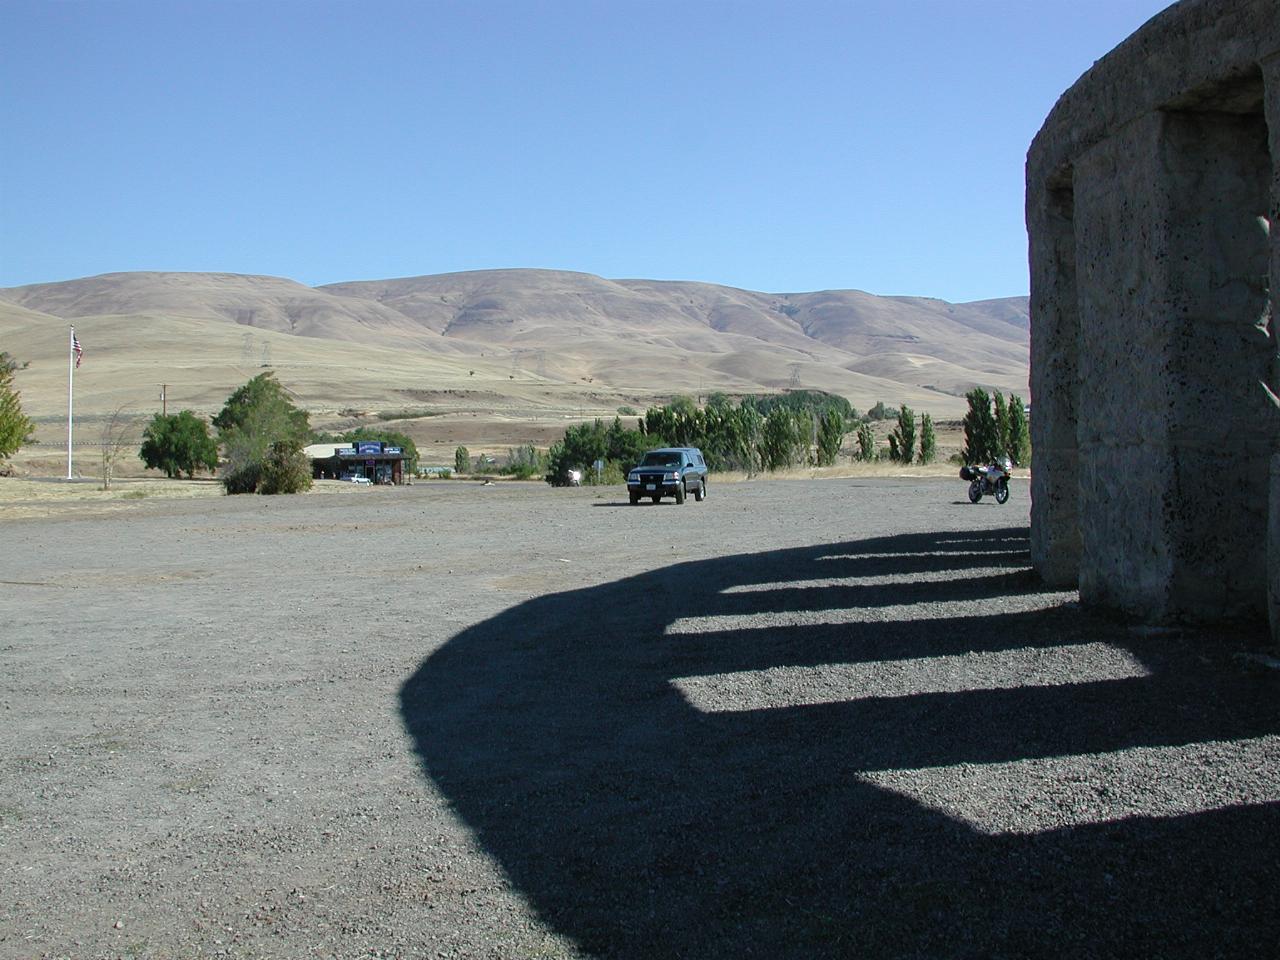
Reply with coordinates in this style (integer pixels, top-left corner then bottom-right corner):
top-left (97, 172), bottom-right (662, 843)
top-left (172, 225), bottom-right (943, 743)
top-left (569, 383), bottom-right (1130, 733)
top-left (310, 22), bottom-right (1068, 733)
top-left (399, 526), bottom-right (1280, 959)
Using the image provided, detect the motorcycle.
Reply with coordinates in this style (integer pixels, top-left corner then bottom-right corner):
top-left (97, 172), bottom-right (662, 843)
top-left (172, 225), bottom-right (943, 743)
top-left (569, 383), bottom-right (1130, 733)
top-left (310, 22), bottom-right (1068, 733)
top-left (960, 459), bottom-right (1012, 504)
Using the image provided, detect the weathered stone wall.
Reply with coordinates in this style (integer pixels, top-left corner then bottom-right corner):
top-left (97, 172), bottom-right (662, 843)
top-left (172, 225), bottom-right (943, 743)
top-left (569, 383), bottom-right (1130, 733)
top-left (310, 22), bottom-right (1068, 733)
top-left (1028, 0), bottom-right (1280, 623)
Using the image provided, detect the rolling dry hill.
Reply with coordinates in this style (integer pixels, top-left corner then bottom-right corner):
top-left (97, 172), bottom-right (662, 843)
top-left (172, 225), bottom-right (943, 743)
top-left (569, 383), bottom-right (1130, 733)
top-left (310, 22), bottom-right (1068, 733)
top-left (0, 269), bottom-right (1028, 463)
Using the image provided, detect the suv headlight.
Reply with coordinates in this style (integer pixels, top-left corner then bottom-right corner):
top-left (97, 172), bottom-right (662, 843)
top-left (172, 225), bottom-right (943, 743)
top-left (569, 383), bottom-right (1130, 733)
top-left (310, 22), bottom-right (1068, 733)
top-left (666, 471), bottom-right (679, 480)
top-left (627, 472), bottom-right (639, 482)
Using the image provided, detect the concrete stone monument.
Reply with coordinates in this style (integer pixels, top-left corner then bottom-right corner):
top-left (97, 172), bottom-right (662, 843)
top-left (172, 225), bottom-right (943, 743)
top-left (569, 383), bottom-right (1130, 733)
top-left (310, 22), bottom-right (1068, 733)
top-left (1027, 0), bottom-right (1280, 630)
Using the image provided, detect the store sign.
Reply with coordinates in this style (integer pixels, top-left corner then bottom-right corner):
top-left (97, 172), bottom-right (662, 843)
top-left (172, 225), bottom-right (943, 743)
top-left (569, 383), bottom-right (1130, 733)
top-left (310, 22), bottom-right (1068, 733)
top-left (357, 441), bottom-right (382, 455)
top-left (335, 447), bottom-right (356, 456)
top-left (385, 446), bottom-right (402, 455)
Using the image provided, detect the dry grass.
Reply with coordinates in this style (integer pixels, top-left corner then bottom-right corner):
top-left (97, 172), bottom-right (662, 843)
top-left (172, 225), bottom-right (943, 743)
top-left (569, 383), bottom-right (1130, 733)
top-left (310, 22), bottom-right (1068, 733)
top-left (0, 477), bottom-right (217, 520)
top-left (0, 475), bottom-right (372, 520)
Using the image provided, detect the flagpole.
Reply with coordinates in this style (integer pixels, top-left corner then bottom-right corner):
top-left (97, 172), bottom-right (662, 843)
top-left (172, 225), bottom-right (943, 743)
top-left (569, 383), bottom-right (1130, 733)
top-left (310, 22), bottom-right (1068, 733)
top-left (67, 326), bottom-right (74, 479)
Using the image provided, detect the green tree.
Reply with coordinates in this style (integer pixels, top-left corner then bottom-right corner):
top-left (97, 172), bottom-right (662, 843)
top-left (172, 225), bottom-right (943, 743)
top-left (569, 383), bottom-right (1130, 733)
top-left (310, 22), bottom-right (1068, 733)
top-left (503, 445), bottom-right (545, 480)
top-left (814, 409), bottom-right (845, 467)
top-left (961, 388), bottom-right (1000, 465)
top-left (760, 408), bottom-right (803, 470)
top-left (856, 422), bottom-right (876, 461)
top-left (918, 412), bottom-right (937, 464)
top-left (604, 416), bottom-right (649, 466)
top-left (0, 352), bottom-right (35, 465)
top-left (214, 371), bottom-right (311, 494)
top-left (1007, 395), bottom-right (1031, 466)
top-left (667, 394), bottom-right (698, 418)
top-left (887, 405), bottom-right (916, 463)
top-left (454, 445), bottom-right (470, 474)
top-left (213, 371), bottom-right (309, 445)
top-left (545, 419), bottom-right (609, 484)
top-left (866, 400), bottom-right (897, 422)
top-left (139, 410), bottom-right (218, 478)
top-left (721, 403), bottom-right (762, 475)
top-left (993, 392), bottom-right (1011, 463)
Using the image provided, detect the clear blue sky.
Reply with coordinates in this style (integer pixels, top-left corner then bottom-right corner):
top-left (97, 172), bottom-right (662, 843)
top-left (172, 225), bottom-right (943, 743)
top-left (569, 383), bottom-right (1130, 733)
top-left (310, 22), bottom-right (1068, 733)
top-left (1, 0), bottom-right (1170, 302)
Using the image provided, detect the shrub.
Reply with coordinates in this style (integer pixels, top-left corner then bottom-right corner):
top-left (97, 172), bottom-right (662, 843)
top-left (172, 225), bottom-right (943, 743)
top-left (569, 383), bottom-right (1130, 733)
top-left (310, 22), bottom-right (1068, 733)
top-left (377, 408), bottom-right (439, 421)
top-left (221, 458), bottom-right (262, 495)
top-left (258, 441), bottom-right (313, 495)
top-left (215, 371), bottom-right (312, 494)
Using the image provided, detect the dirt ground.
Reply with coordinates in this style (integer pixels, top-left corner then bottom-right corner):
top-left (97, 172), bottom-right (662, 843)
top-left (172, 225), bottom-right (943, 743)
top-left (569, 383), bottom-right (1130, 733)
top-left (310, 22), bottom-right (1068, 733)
top-left (2, 477), bottom-right (1278, 959)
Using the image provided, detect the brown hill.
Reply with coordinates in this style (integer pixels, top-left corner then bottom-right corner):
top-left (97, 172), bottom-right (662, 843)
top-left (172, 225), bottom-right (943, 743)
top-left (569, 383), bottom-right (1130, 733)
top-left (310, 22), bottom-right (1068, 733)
top-left (0, 271), bottom-right (475, 353)
top-left (0, 269), bottom-right (1028, 462)
top-left (320, 270), bottom-right (1028, 397)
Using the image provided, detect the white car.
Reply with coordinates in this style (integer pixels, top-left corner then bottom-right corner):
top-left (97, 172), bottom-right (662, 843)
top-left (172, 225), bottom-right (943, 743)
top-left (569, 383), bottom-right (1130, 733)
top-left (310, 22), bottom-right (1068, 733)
top-left (346, 475), bottom-right (372, 485)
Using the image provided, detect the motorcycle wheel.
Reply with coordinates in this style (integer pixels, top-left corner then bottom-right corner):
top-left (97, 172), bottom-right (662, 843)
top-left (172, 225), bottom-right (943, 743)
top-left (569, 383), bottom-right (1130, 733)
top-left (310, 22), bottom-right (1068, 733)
top-left (968, 480), bottom-right (983, 503)
top-left (995, 480), bottom-right (1010, 504)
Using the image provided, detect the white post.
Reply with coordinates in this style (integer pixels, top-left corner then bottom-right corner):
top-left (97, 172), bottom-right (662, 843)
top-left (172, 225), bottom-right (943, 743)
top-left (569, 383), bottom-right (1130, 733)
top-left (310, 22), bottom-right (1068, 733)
top-left (66, 326), bottom-right (74, 479)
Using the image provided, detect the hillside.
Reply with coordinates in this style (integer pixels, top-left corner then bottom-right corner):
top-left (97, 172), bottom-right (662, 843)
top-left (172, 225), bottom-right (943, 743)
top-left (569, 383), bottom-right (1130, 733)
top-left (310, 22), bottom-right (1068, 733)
top-left (0, 269), bottom-right (1029, 464)
top-left (319, 270), bottom-right (1028, 397)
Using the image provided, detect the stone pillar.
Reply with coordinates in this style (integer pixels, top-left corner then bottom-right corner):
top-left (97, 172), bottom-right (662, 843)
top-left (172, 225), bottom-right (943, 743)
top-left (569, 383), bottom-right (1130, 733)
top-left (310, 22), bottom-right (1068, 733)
top-left (1270, 454), bottom-right (1280, 643)
top-left (1068, 102), bottom-right (1272, 622)
top-left (1162, 104), bottom-right (1272, 620)
top-left (1072, 114), bottom-right (1179, 617)
top-left (1028, 173), bottom-right (1082, 588)
top-left (1263, 53), bottom-right (1280, 644)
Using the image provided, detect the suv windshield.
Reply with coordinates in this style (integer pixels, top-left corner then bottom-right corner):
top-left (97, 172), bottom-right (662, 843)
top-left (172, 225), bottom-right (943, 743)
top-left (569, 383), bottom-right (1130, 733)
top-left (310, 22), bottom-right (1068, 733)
top-left (641, 453), bottom-right (681, 467)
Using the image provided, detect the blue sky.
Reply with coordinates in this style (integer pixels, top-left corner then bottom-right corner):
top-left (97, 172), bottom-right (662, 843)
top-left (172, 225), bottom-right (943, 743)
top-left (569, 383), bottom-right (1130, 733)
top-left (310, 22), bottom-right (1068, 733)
top-left (1, 0), bottom-right (1170, 301)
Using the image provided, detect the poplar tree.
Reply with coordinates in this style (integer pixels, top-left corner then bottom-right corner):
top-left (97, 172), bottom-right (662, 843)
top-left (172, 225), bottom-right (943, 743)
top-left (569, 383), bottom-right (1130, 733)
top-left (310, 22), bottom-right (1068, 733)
top-left (919, 412), bottom-right (937, 464)
top-left (856, 422), bottom-right (876, 461)
top-left (962, 388), bottom-right (1000, 465)
top-left (1007, 395), bottom-right (1031, 466)
top-left (993, 392), bottom-right (1011, 463)
top-left (888, 405), bottom-right (916, 463)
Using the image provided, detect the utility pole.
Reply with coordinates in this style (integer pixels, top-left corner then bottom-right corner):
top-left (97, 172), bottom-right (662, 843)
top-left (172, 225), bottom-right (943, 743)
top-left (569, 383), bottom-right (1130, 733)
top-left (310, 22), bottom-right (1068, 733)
top-left (161, 384), bottom-right (167, 417)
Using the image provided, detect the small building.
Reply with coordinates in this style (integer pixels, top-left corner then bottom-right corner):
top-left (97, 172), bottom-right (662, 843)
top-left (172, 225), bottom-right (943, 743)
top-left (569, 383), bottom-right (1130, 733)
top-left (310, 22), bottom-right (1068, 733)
top-left (307, 441), bottom-right (407, 485)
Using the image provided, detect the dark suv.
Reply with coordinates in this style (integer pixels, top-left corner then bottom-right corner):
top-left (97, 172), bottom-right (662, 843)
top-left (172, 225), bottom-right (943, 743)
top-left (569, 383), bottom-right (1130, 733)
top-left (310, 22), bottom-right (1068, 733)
top-left (626, 447), bottom-right (708, 505)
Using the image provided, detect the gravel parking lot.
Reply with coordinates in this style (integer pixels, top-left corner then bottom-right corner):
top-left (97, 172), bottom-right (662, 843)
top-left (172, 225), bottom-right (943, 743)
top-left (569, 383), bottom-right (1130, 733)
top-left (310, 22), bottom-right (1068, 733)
top-left (2, 477), bottom-right (1278, 959)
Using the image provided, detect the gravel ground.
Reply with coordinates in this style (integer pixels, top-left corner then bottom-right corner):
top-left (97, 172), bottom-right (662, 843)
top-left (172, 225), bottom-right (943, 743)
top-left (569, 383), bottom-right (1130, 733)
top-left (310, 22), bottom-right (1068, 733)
top-left (2, 477), bottom-right (1278, 959)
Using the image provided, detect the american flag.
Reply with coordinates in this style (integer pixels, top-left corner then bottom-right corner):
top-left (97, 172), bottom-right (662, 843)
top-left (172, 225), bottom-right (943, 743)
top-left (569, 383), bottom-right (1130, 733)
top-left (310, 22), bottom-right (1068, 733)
top-left (72, 333), bottom-right (83, 368)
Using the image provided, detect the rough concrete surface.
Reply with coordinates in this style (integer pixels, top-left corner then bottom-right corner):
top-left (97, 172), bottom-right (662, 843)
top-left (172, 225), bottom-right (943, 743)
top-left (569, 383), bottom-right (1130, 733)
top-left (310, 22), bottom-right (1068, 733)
top-left (1027, 0), bottom-right (1280, 622)
top-left (2, 478), bottom-right (1278, 958)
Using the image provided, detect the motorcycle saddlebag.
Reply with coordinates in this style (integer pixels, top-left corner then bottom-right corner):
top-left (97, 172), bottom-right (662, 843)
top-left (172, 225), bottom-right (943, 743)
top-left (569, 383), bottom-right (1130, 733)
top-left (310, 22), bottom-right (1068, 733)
top-left (959, 466), bottom-right (976, 481)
